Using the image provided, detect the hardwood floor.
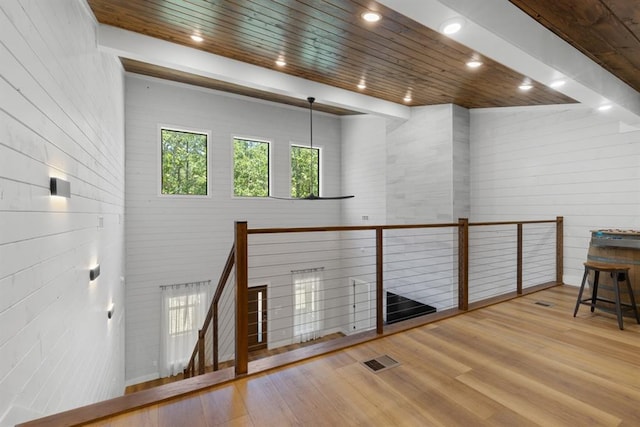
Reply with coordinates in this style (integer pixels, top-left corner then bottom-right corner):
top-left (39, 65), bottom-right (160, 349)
top-left (37, 286), bottom-right (640, 425)
top-left (125, 333), bottom-right (346, 394)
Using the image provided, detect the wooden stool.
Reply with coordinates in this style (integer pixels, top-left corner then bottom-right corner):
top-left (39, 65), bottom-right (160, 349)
top-left (573, 261), bottom-right (640, 330)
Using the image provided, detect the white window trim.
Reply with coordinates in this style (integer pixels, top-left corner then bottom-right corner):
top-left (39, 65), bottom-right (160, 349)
top-left (231, 135), bottom-right (273, 199)
top-left (157, 124), bottom-right (212, 198)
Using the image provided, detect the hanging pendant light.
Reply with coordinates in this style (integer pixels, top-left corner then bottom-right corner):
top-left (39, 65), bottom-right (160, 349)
top-left (272, 97), bottom-right (354, 200)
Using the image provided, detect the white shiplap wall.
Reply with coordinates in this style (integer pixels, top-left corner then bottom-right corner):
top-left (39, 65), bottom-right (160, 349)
top-left (470, 105), bottom-right (640, 286)
top-left (386, 104), bottom-right (470, 224)
top-left (125, 75), bottom-right (343, 383)
top-left (341, 115), bottom-right (387, 225)
top-left (0, 1), bottom-right (125, 425)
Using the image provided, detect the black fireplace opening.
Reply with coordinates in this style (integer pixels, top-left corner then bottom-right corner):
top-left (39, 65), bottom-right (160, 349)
top-left (386, 291), bottom-right (437, 324)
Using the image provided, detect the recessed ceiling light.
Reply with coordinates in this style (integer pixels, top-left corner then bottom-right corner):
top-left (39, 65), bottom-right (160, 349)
top-left (357, 80), bottom-right (366, 90)
top-left (598, 104), bottom-right (612, 111)
top-left (190, 34), bottom-right (203, 42)
top-left (550, 79), bottom-right (565, 88)
top-left (362, 11), bottom-right (381, 23)
top-left (519, 82), bottom-right (533, 91)
top-left (403, 94), bottom-right (412, 103)
top-left (275, 57), bottom-right (286, 67)
top-left (466, 60), bottom-right (482, 68)
top-left (440, 17), bottom-right (465, 35)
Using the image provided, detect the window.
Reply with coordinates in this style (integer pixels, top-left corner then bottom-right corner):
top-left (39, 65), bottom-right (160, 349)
top-left (168, 294), bottom-right (202, 336)
top-left (160, 281), bottom-right (210, 377)
top-left (291, 145), bottom-right (319, 198)
top-left (233, 138), bottom-right (270, 197)
top-left (293, 269), bottom-right (323, 342)
top-left (161, 128), bottom-right (208, 195)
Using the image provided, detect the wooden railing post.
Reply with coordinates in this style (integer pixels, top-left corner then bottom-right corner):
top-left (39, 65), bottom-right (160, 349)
top-left (376, 227), bottom-right (383, 334)
top-left (517, 223), bottom-right (523, 295)
top-left (556, 216), bottom-right (564, 285)
top-left (197, 329), bottom-right (205, 375)
top-left (458, 218), bottom-right (469, 311)
top-left (235, 221), bottom-right (249, 376)
top-left (213, 301), bottom-right (219, 371)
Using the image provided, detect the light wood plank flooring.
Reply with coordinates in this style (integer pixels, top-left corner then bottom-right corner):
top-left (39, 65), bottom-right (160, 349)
top-left (77, 286), bottom-right (640, 425)
top-left (125, 333), bottom-right (346, 394)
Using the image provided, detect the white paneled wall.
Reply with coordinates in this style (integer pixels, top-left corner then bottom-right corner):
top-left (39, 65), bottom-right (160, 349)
top-left (452, 105), bottom-right (471, 220)
top-left (470, 105), bottom-right (640, 285)
top-left (341, 115), bottom-right (387, 225)
top-left (386, 104), bottom-right (470, 224)
top-left (125, 75), bottom-right (343, 383)
top-left (0, 1), bottom-right (125, 425)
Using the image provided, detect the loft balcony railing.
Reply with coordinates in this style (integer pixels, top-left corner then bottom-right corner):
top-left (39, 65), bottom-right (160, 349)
top-left (185, 217), bottom-right (563, 378)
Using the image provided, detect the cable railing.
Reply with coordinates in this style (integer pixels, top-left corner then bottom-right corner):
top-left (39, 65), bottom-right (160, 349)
top-left (183, 246), bottom-right (236, 378)
top-left (187, 217), bottom-right (563, 379)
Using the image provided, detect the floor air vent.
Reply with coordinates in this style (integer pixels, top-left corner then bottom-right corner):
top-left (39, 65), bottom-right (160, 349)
top-left (535, 301), bottom-right (554, 307)
top-left (362, 355), bottom-right (400, 373)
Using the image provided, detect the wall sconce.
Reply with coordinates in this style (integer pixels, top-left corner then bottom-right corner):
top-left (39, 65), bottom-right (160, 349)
top-left (50, 177), bottom-right (71, 198)
top-left (89, 264), bottom-right (101, 281)
top-left (107, 304), bottom-right (114, 319)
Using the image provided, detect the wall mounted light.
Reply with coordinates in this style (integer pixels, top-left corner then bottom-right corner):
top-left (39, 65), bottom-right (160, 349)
top-left (90, 264), bottom-right (101, 281)
top-left (107, 303), bottom-right (114, 319)
top-left (50, 177), bottom-right (70, 198)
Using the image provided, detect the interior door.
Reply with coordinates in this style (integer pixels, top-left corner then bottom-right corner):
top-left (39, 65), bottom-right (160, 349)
top-left (248, 285), bottom-right (268, 351)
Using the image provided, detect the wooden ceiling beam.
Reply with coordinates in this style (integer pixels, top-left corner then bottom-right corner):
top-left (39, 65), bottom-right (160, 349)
top-left (380, 0), bottom-right (640, 126)
top-left (97, 24), bottom-right (412, 119)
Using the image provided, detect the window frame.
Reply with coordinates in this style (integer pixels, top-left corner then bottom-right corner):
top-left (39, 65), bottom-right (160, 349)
top-left (231, 135), bottom-right (272, 198)
top-left (290, 143), bottom-right (322, 198)
top-left (158, 124), bottom-right (212, 198)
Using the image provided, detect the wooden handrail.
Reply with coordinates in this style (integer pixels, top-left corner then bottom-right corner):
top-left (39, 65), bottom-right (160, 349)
top-left (184, 217), bottom-right (564, 379)
top-left (248, 223), bottom-right (460, 234)
top-left (468, 219), bottom-right (557, 226)
top-left (19, 217), bottom-right (565, 427)
top-left (247, 219), bottom-right (556, 235)
top-left (184, 245), bottom-right (236, 378)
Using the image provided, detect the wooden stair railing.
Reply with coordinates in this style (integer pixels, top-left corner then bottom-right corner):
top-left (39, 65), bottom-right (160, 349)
top-left (183, 245), bottom-right (235, 378)
top-left (185, 216), bottom-right (565, 379)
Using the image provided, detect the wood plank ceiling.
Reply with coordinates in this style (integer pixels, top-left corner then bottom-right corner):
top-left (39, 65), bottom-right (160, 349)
top-left (86, 0), bottom-right (638, 115)
top-left (509, 0), bottom-right (640, 95)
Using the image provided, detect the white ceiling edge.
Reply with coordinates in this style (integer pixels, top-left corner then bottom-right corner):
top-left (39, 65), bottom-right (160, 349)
top-left (96, 24), bottom-right (410, 120)
top-left (378, 0), bottom-right (640, 127)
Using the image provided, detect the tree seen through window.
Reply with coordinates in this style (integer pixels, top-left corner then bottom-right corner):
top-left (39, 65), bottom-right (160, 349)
top-left (291, 145), bottom-right (319, 198)
top-left (233, 138), bottom-right (270, 197)
top-left (161, 128), bottom-right (208, 195)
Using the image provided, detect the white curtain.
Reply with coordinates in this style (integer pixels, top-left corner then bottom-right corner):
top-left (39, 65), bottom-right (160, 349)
top-left (293, 269), bottom-right (324, 342)
top-left (160, 281), bottom-right (211, 377)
